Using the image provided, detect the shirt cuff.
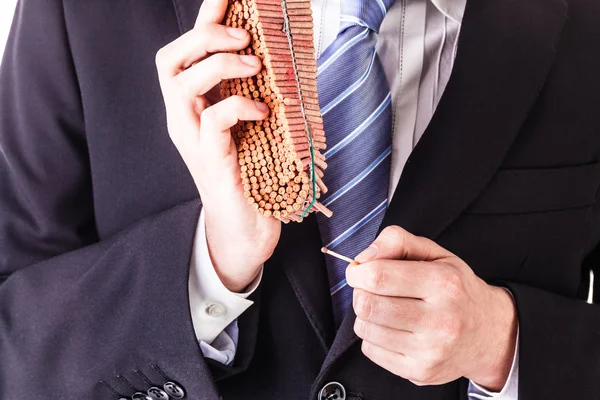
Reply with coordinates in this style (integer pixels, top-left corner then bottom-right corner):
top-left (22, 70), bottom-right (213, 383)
top-left (188, 210), bottom-right (263, 344)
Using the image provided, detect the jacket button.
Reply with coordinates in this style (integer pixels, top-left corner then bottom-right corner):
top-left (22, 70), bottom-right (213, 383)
top-left (147, 387), bottom-right (170, 400)
top-left (318, 382), bottom-right (346, 400)
top-left (131, 393), bottom-right (152, 400)
top-left (163, 381), bottom-right (186, 398)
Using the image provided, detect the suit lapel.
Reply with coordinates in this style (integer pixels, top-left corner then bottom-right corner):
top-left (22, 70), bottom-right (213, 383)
top-left (272, 216), bottom-right (336, 351)
top-left (315, 0), bottom-right (568, 385)
top-left (382, 0), bottom-right (568, 240)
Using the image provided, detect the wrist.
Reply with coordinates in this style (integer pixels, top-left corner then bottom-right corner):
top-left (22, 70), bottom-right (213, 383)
top-left (206, 236), bottom-right (264, 293)
top-left (213, 260), bottom-right (262, 294)
top-left (201, 195), bottom-right (279, 293)
top-left (467, 285), bottom-right (518, 391)
top-left (203, 211), bottom-right (266, 293)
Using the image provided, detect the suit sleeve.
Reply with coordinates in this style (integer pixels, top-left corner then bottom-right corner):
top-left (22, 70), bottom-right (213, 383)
top-left (0, 1), bottom-right (256, 398)
top-left (501, 232), bottom-right (600, 398)
top-left (0, 0), bottom-right (97, 273)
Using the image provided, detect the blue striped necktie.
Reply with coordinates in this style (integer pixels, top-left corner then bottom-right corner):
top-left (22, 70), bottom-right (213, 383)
top-left (316, 0), bottom-right (394, 327)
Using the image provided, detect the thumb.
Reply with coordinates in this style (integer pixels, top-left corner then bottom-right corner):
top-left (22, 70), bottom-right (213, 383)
top-left (355, 225), bottom-right (452, 263)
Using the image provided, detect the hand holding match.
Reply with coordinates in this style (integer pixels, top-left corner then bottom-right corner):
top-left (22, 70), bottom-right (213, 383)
top-left (334, 226), bottom-right (518, 390)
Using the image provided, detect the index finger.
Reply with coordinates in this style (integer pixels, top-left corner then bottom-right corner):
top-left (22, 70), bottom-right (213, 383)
top-left (196, 0), bottom-right (230, 26)
top-left (355, 226), bottom-right (452, 264)
top-left (346, 259), bottom-right (436, 298)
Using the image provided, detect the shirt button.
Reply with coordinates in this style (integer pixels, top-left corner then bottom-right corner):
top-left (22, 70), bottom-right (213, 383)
top-left (318, 382), bottom-right (346, 400)
top-left (205, 302), bottom-right (227, 317)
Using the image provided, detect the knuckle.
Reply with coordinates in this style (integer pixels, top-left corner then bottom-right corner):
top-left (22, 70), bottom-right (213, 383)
top-left (383, 225), bottom-right (410, 256)
top-left (446, 276), bottom-right (464, 303)
top-left (166, 73), bottom-right (187, 98)
top-left (210, 53), bottom-right (240, 74)
top-left (355, 318), bottom-right (370, 339)
top-left (361, 340), bottom-right (373, 357)
top-left (387, 360), bottom-right (406, 379)
top-left (230, 95), bottom-right (247, 108)
top-left (383, 225), bottom-right (404, 237)
top-left (431, 312), bottom-right (463, 339)
top-left (366, 264), bottom-right (386, 292)
top-left (155, 46), bottom-right (170, 70)
top-left (410, 380), bottom-right (429, 387)
top-left (412, 366), bottom-right (437, 385)
top-left (196, 96), bottom-right (209, 112)
top-left (436, 268), bottom-right (463, 300)
top-left (353, 319), bottom-right (362, 337)
top-left (224, 96), bottom-right (247, 117)
top-left (383, 225), bottom-right (406, 244)
top-left (355, 291), bottom-right (377, 320)
top-left (444, 315), bottom-right (463, 337)
top-left (173, 76), bottom-right (193, 100)
top-left (200, 106), bottom-right (217, 125)
top-left (209, 52), bottom-right (228, 67)
top-left (354, 291), bottom-right (369, 319)
top-left (154, 48), bottom-right (164, 68)
top-left (425, 344), bottom-right (448, 364)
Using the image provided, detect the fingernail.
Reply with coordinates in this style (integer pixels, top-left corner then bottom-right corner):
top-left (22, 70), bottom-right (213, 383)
top-left (227, 27), bottom-right (247, 40)
top-left (356, 245), bottom-right (378, 263)
top-left (240, 55), bottom-right (260, 66)
top-left (255, 102), bottom-right (269, 112)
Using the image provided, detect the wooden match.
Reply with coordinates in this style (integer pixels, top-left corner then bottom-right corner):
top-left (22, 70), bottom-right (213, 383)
top-left (321, 247), bottom-right (357, 264)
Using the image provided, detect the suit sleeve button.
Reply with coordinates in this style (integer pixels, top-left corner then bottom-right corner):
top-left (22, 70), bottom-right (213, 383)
top-left (164, 381), bottom-right (186, 398)
top-left (319, 382), bottom-right (346, 400)
top-left (147, 387), bottom-right (170, 400)
top-left (131, 393), bottom-right (152, 400)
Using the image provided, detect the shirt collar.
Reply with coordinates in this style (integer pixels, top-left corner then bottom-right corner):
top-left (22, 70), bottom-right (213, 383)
top-left (430, 0), bottom-right (467, 24)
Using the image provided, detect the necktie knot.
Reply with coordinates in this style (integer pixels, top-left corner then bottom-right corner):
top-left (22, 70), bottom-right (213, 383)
top-left (340, 0), bottom-right (395, 33)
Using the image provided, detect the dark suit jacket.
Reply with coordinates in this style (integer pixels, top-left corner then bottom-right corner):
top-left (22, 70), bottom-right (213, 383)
top-left (2, 0), bottom-right (600, 398)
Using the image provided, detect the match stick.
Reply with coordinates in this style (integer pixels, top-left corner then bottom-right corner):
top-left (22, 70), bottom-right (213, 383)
top-left (321, 247), bottom-right (357, 264)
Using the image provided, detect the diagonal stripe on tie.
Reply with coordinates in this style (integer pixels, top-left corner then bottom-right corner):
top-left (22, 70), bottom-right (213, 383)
top-left (325, 200), bottom-right (388, 249)
top-left (317, 0), bottom-right (395, 328)
top-left (318, 29), bottom-right (371, 76)
top-left (339, 15), bottom-right (371, 28)
top-left (330, 279), bottom-right (348, 295)
top-left (321, 48), bottom-right (377, 116)
top-left (322, 146), bottom-right (392, 207)
top-left (324, 93), bottom-right (391, 159)
top-left (318, 151), bottom-right (391, 249)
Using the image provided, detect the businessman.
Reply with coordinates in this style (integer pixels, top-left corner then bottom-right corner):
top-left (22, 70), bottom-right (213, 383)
top-left (1, 0), bottom-right (600, 399)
